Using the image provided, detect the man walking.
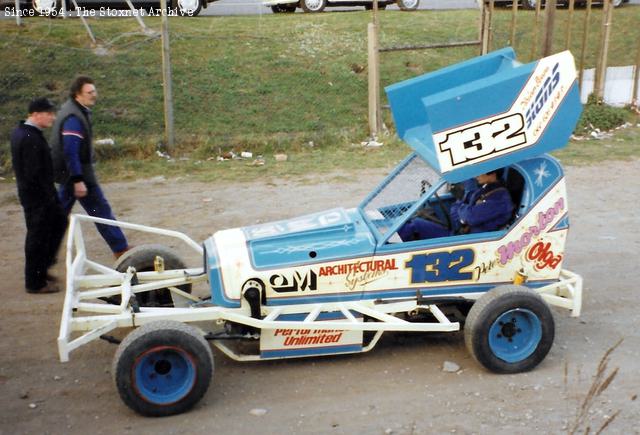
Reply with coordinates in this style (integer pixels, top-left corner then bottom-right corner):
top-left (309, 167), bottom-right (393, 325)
top-left (10, 98), bottom-right (68, 294)
top-left (50, 75), bottom-right (130, 258)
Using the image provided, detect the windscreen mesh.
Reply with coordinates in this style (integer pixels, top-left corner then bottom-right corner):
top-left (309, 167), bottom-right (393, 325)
top-left (360, 154), bottom-right (444, 239)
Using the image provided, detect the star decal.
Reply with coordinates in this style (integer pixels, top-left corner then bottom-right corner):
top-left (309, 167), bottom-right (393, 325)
top-left (533, 162), bottom-right (550, 187)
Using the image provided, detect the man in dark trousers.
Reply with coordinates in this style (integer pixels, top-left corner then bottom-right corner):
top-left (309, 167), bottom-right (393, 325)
top-left (50, 75), bottom-right (130, 259)
top-left (399, 169), bottom-right (514, 241)
top-left (10, 98), bottom-right (68, 294)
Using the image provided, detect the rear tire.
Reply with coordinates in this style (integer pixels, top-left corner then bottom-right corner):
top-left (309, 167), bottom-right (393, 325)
top-left (113, 321), bottom-right (213, 417)
top-left (464, 285), bottom-right (554, 374)
top-left (114, 244), bottom-right (191, 307)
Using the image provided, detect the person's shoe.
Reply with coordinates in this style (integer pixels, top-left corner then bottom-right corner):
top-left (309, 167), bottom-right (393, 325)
top-left (114, 245), bottom-right (134, 260)
top-left (27, 282), bottom-right (60, 294)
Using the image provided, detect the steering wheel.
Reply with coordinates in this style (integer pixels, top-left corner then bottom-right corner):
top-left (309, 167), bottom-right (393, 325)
top-left (419, 179), bottom-right (453, 231)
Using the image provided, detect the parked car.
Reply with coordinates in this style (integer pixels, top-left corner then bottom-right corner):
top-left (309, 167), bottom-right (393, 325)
top-left (265, 0), bottom-right (419, 14)
top-left (19, 0), bottom-right (211, 16)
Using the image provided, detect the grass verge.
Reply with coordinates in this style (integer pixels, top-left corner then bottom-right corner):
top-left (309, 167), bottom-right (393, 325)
top-left (1, 7), bottom-right (639, 181)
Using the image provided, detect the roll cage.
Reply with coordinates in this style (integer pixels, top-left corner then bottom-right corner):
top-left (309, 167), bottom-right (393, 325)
top-left (358, 152), bottom-right (530, 248)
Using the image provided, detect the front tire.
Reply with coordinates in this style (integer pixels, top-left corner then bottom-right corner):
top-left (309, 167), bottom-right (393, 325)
top-left (464, 285), bottom-right (554, 374)
top-left (397, 0), bottom-right (419, 11)
top-left (113, 321), bottom-right (213, 417)
top-left (177, 0), bottom-right (202, 16)
top-left (300, 0), bottom-right (326, 13)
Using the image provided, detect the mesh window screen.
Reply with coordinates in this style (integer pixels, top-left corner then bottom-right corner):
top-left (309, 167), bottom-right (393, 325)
top-left (361, 154), bottom-right (444, 239)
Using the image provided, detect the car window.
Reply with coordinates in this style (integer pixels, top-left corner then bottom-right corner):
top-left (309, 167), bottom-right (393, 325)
top-left (360, 154), bottom-right (442, 241)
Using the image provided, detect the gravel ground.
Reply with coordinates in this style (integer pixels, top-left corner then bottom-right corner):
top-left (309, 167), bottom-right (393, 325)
top-left (0, 158), bottom-right (639, 434)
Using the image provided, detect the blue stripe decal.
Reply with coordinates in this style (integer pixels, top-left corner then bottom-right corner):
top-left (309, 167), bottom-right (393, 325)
top-left (265, 280), bottom-right (558, 306)
top-left (260, 344), bottom-right (363, 359)
top-left (550, 214), bottom-right (570, 231)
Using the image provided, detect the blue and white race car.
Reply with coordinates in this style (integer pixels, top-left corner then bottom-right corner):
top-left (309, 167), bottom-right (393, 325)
top-left (58, 47), bottom-right (584, 417)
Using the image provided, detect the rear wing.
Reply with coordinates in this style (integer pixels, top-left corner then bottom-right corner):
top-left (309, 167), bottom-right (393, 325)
top-left (385, 48), bottom-right (582, 183)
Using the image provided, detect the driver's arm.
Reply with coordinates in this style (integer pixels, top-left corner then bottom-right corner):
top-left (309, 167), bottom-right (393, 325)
top-left (455, 190), bottom-right (513, 228)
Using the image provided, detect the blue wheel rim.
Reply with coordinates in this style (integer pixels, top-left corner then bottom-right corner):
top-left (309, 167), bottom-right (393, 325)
top-left (488, 309), bottom-right (542, 363)
top-left (133, 346), bottom-right (196, 405)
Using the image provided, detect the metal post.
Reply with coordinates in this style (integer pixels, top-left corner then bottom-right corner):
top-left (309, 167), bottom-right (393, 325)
top-left (510, 0), bottom-right (518, 48)
top-left (159, 0), bottom-right (175, 150)
top-left (564, 0), bottom-right (575, 50)
top-left (578, 0), bottom-right (592, 90)
top-left (14, 0), bottom-right (21, 26)
top-left (594, 0), bottom-right (613, 100)
top-left (529, 0), bottom-right (543, 61)
top-left (543, 0), bottom-right (557, 57)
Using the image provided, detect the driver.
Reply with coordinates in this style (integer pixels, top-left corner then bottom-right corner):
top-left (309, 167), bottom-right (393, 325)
top-left (398, 169), bottom-right (514, 241)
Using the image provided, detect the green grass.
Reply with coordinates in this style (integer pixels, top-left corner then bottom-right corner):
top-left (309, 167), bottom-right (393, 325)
top-left (554, 122), bottom-right (640, 164)
top-left (1, 6), bottom-right (639, 181)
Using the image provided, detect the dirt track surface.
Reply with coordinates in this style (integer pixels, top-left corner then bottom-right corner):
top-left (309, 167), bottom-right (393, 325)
top-left (1, 160), bottom-right (639, 435)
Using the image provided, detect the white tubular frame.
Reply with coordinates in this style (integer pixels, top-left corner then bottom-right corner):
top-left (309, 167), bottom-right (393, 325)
top-left (536, 268), bottom-right (583, 317)
top-left (58, 215), bottom-right (583, 362)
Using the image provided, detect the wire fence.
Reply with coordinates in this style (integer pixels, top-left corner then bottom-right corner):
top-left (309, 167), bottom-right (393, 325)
top-left (0, 0), bottom-right (639, 165)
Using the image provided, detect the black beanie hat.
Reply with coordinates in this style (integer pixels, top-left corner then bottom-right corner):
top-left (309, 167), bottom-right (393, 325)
top-left (28, 98), bottom-right (56, 114)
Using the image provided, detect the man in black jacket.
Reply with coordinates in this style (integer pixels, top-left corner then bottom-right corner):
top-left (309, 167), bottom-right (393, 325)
top-left (10, 98), bottom-right (68, 294)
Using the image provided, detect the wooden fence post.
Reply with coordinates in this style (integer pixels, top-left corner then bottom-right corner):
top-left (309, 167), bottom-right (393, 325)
top-left (160, 0), bottom-right (175, 150)
top-left (487, 0), bottom-right (494, 53)
top-left (510, 0), bottom-right (518, 47)
top-left (632, 39), bottom-right (640, 107)
top-left (578, 0), bottom-right (592, 90)
top-left (529, 0), bottom-right (543, 60)
top-left (564, 0), bottom-right (575, 51)
top-left (594, 0), bottom-right (613, 100)
top-left (368, 21), bottom-right (381, 137)
top-left (480, 1), bottom-right (490, 55)
top-left (543, 0), bottom-right (557, 57)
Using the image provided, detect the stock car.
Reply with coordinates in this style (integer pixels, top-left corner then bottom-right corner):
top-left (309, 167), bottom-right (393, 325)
top-left (58, 47), bottom-right (584, 417)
